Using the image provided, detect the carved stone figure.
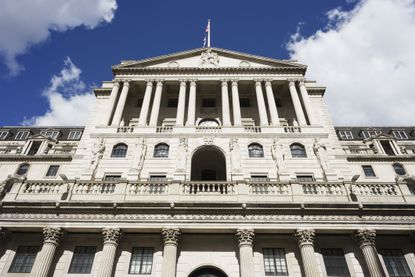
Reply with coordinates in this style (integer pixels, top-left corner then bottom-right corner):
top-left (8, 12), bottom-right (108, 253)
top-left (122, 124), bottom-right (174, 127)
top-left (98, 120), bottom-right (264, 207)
top-left (229, 138), bottom-right (241, 173)
top-left (313, 138), bottom-right (329, 176)
top-left (200, 49), bottom-right (219, 66)
top-left (271, 138), bottom-right (285, 173)
top-left (130, 138), bottom-right (147, 175)
top-left (90, 138), bottom-right (105, 178)
top-left (176, 138), bottom-right (188, 173)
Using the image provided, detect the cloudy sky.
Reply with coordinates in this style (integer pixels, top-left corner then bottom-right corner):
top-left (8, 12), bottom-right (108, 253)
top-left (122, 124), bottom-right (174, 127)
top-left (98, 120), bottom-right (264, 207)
top-left (0, 0), bottom-right (414, 126)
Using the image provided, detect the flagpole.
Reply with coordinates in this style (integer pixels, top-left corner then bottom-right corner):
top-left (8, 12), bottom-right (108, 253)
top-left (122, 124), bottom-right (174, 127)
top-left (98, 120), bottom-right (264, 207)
top-left (207, 19), bottom-right (211, 48)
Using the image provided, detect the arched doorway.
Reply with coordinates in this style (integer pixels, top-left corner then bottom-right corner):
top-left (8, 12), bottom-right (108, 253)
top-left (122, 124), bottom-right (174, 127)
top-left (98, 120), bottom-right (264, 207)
top-left (191, 146), bottom-right (226, 181)
top-left (188, 266), bottom-right (228, 277)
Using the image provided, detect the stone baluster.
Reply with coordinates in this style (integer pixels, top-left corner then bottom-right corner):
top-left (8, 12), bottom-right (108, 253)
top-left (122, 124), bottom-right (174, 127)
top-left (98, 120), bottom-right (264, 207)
top-left (288, 80), bottom-right (307, 126)
top-left (149, 81), bottom-right (164, 126)
top-left (161, 228), bottom-right (181, 277)
top-left (176, 80), bottom-right (187, 126)
top-left (255, 80), bottom-right (269, 126)
top-left (236, 229), bottom-right (255, 277)
top-left (231, 80), bottom-right (242, 126)
top-left (221, 80), bottom-right (231, 126)
top-left (138, 80), bottom-right (154, 126)
top-left (33, 227), bottom-right (63, 277)
top-left (97, 228), bottom-right (123, 277)
top-left (354, 229), bottom-right (386, 277)
top-left (186, 80), bottom-right (197, 126)
top-left (294, 229), bottom-right (319, 277)
top-left (298, 80), bottom-right (317, 125)
top-left (264, 80), bottom-right (280, 126)
top-left (112, 80), bottom-right (131, 126)
top-left (105, 82), bottom-right (120, 125)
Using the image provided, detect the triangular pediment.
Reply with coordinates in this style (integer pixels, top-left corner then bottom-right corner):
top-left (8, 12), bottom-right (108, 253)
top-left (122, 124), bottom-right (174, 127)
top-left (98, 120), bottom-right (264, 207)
top-left (113, 47), bottom-right (306, 70)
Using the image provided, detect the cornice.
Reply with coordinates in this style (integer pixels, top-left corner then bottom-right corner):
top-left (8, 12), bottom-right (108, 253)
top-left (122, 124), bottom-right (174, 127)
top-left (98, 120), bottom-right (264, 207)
top-left (0, 154), bottom-right (73, 162)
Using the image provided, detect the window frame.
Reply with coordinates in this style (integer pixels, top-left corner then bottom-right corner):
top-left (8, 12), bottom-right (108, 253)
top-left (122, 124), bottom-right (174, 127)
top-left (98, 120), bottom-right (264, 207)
top-left (393, 163), bottom-right (407, 176)
top-left (362, 165), bottom-right (376, 177)
top-left (16, 163), bottom-right (30, 176)
top-left (68, 246), bottom-right (97, 274)
top-left (111, 143), bottom-right (128, 158)
top-left (0, 131), bottom-right (9, 140)
top-left (15, 131), bottom-right (30, 140)
top-left (380, 249), bottom-right (412, 277)
top-left (248, 143), bottom-right (264, 158)
top-left (361, 130), bottom-right (381, 139)
top-left (68, 131), bottom-right (82, 140)
top-left (8, 245), bottom-right (39, 273)
top-left (40, 131), bottom-right (60, 139)
top-left (338, 130), bottom-right (353, 140)
top-left (262, 248), bottom-right (289, 276)
top-left (393, 131), bottom-right (408, 140)
top-left (290, 143), bottom-right (307, 158)
top-left (321, 248), bottom-right (350, 277)
top-left (296, 175), bottom-right (315, 182)
top-left (153, 143), bottom-right (169, 158)
top-left (128, 247), bottom-right (154, 275)
top-left (45, 165), bottom-right (60, 177)
top-left (251, 175), bottom-right (269, 182)
top-left (104, 174), bottom-right (122, 181)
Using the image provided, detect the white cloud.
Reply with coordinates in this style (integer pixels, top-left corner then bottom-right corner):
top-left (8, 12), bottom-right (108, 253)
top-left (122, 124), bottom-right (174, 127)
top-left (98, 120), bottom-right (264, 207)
top-left (22, 57), bottom-right (95, 126)
top-left (287, 0), bottom-right (415, 126)
top-left (0, 0), bottom-right (117, 75)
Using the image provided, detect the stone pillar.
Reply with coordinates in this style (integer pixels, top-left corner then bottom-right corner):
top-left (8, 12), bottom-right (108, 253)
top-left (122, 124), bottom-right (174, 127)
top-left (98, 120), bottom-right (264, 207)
top-left (236, 229), bottom-right (255, 277)
top-left (112, 81), bottom-right (130, 126)
top-left (176, 80), bottom-right (187, 126)
top-left (221, 80), bottom-right (231, 126)
top-left (255, 80), bottom-right (269, 126)
top-left (149, 81), bottom-right (163, 126)
top-left (33, 227), bottom-right (63, 277)
top-left (265, 80), bottom-right (280, 126)
top-left (298, 80), bottom-right (317, 125)
top-left (105, 82), bottom-right (120, 125)
top-left (138, 80), bottom-right (154, 126)
top-left (288, 80), bottom-right (307, 126)
top-left (354, 229), bottom-right (386, 277)
top-left (294, 229), bottom-right (319, 277)
top-left (161, 228), bottom-right (181, 277)
top-left (231, 80), bottom-right (242, 126)
top-left (186, 80), bottom-right (197, 126)
top-left (97, 228), bottom-right (123, 277)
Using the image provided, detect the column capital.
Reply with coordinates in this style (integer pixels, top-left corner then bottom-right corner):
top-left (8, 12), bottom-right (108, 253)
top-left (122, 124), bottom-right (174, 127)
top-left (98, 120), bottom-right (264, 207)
top-left (236, 229), bottom-right (255, 247)
top-left (221, 80), bottom-right (229, 85)
top-left (231, 79), bottom-right (239, 86)
top-left (189, 79), bottom-right (197, 86)
top-left (294, 229), bottom-right (315, 246)
top-left (297, 78), bottom-right (306, 85)
top-left (122, 79), bottom-right (131, 86)
top-left (43, 227), bottom-right (63, 245)
top-left (145, 79), bottom-right (154, 85)
top-left (102, 228), bottom-right (123, 245)
top-left (155, 80), bottom-right (164, 86)
top-left (287, 78), bottom-right (298, 85)
top-left (112, 81), bottom-right (120, 88)
top-left (162, 228), bottom-right (181, 246)
top-left (178, 80), bottom-right (187, 86)
top-left (354, 229), bottom-right (376, 247)
top-left (264, 80), bottom-right (273, 86)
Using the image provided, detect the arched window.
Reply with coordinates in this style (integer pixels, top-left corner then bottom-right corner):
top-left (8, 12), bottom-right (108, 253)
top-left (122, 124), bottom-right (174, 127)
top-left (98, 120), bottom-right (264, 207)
top-left (248, 143), bottom-right (264, 158)
top-left (111, 143), bottom-right (128, 158)
top-left (154, 143), bottom-right (169, 158)
top-left (393, 163), bottom-right (406, 175)
top-left (16, 163), bottom-right (29, 175)
top-left (290, 143), bottom-right (307, 158)
top-left (198, 118), bottom-right (219, 127)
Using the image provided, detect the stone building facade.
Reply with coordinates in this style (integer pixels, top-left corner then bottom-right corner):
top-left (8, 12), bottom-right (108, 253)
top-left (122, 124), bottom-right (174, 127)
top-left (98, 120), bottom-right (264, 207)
top-left (0, 47), bottom-right (415, 277)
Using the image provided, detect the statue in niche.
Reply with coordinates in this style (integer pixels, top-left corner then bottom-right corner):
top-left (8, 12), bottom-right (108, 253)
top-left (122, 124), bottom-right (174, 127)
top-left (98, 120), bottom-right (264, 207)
top-left (130, 138), bottom-right (147, 175)
top-left (229, 138), bottom-right (241, 173)
top-left (200, 48), bottom-right (219, 67)
top-left (176, 138), bottom-right (188, 173)
top-left (271, 138), bottom-right (285, 173)
top-left (313, 138), bottom-right (329, 177)
top-left (90, 138), bottom-right (105, 178)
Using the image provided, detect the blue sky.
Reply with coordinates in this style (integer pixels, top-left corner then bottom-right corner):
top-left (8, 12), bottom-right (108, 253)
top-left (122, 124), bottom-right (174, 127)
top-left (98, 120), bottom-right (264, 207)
top-left (1, 0), bottom-right (414, 126)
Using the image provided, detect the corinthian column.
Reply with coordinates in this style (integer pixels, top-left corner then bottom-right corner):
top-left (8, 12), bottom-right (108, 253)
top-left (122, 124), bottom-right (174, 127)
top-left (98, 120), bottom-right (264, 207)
top-left (265, 80), bottom-right (280, 126)
top-left (33, 227), bottom-right (63, 277)
top-left (161, 228), bottom-right (181, 277)
top-left (97, 228), bottom-right (123, 277)
top-left (186, 81), bottom-right (197, 126)
top-left (105, 82), bottom-right (120, 125)
top-left (138, 80), bottom-right (154, 126)
top-left (236, 229), bottom-right (255, 277)
top-left (255, 80), bottom-right (269, 126)
top-left (354, 229), bottom-right (386, 277)
top-left (112, 81), bottom-right (131, 126)
top-left (298, 80), bottom-right (317, 125)
top-left (221, 80), bottom-right (231, 126)
top-left (231, 80), bottom-right (242, 126)
top-left (288, 80), bottom-right (307, 126)
top-left (176, 81), bottom-right (187, 126)
top-left (149, 81), bottom-right (164, 126)
top-left (294, 229), bottom-right (319, 277)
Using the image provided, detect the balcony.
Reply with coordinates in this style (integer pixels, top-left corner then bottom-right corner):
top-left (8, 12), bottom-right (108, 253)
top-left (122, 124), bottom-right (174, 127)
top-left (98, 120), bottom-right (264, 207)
top-left (3, 180), bottom-right (415, 205)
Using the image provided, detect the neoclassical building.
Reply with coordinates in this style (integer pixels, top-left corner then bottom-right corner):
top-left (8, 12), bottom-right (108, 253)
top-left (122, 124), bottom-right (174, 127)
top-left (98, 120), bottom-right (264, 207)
top-left (0, 47), bottom-right (415, 277)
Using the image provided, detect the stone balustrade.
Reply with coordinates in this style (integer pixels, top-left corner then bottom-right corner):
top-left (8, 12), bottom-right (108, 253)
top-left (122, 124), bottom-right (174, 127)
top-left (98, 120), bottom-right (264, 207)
top-left (195, 126), bottom-right (222, 133)
top-left (127, 182), bottom-right (169, 195)
top-left (181, 181), bottom-right (236, 195)
top-left (302, 182), bottom-right (346, 196)
top-left (249, 182), bottom-right (290, 195)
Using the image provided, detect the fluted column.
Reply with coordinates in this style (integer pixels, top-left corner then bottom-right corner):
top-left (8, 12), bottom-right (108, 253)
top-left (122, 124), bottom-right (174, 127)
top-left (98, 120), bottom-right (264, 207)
top-left (161, 228), bottom-right (181, 277)
top-left (112, 81), bottom-right (130, 126)
top-left (255, 80), bottom-right (269, 126)
top-left (298, 80), bottom-right (317, 125)
top-left (221, 80), bottom-right (231, 126)
top-left (236, 229), bottom-right (255, 277)
top-left (97, 228), bottom-right (123, 277)
top-left (149, 81), bottom-right (163, 126)
top-left (294, 229), bottom-right (319, 277)
top-left (265, 80), bottom-right (280, 126)
top-left (176, 81), bottom-right (187, 126)
top-left (231, 80), bottom-right (242, 126)
top-left (186, 80), bottom-right (197, 126)
top-left (138, 80), bottom-right (154, 126)
top-left (354, 229), bottom-right (386, 277)
top-left (288, 80), bottom-right (307, 126)
top-left (33, 227), bottom-right (63, 277)
top-left (105, 82), bottom-right (120, 125)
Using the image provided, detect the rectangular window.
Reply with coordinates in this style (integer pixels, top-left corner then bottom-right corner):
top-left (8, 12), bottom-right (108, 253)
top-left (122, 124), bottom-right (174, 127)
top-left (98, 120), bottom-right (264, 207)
top-left (104, 175), bottom-right (121, 181)
top-left (338, 131), bottom-right (353, 140)
top-left (8, 246), bottom-right (39, 273)
top-left (296, 175), bottom-right (315, 182)
top-left (129, 247), bottom-right (154, 274)
top-left (68, 246), bottom-right (96, 274)
top-left (362, 165), bottom-right (376, 177)
top-left (41, 131), bottom-right (59, 139)
top-left (240, 98), bottom-right (251, 107)
top-left (380, 249), bottom-right (412, 277)
top-left (361, 130), bottom-right (381, 139)
top-left (202, 98), bottom-right (216, 108)
top-left (46, 165), bottom-right (60, 177)
top-left (0, 131), bottom-right (9, 140)
top-left (263, 248), bottom-right (288, 276)
top-left (321, 248), bottom-right (350, 277)
top-left (149, 175), bottom-right (167, 181)
top-left (27, 141), bottom-right (42, 156)
top-left (251, 175), bottom-right (269, 182)
top-left (15, 131), bottom-right (30, 140)
top-left (68, 131), bottom-right (82, 140)
top-left (167, 98), bottom-right (178, 108)
top-left (380, 141), bottom-right (396, 156)
top-left (393, 131), bottom-right (408, 140)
